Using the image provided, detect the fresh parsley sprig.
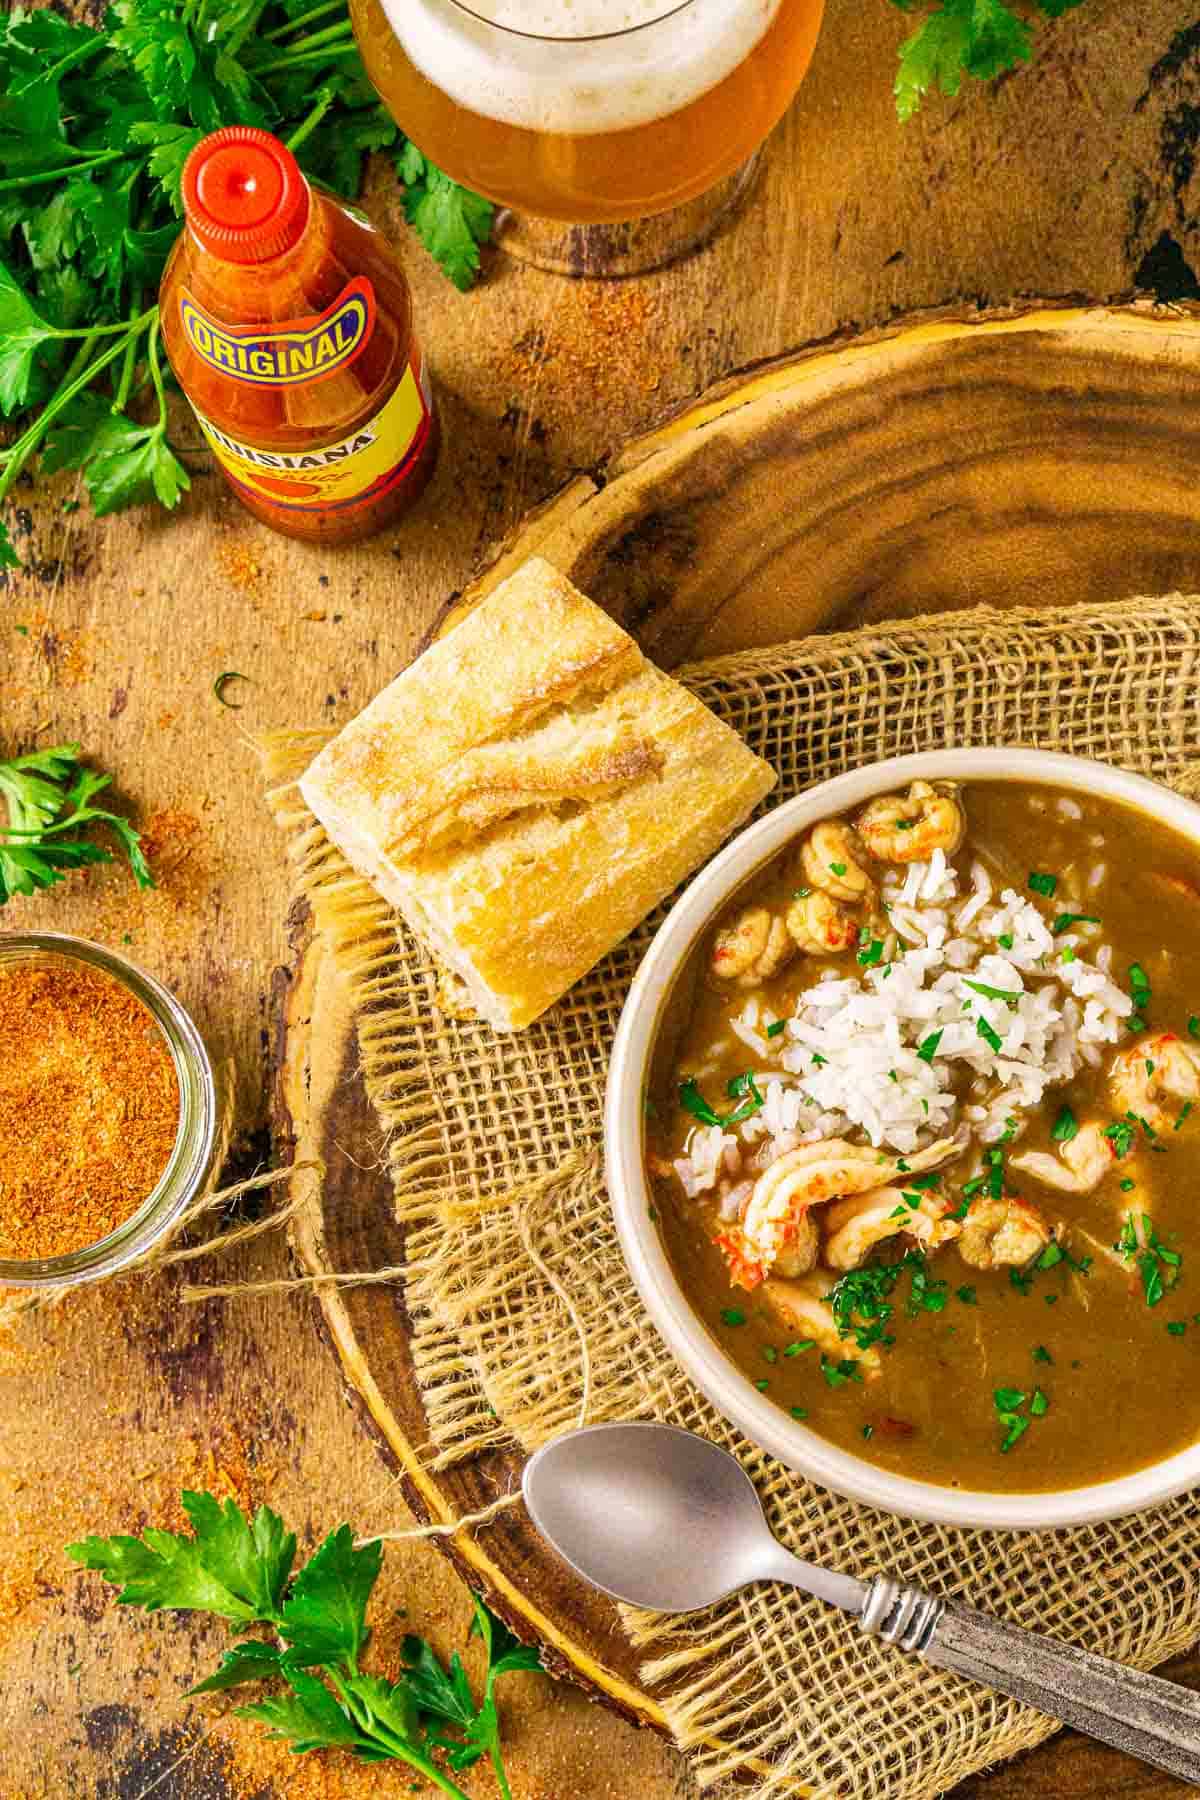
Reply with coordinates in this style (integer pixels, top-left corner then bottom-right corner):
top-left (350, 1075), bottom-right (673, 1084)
top-left (0, 741), bottom-right (152, 905)
top-left (891, 0), bottom-right (1089, 122)
top-left (67, 1493), bottom-right (541, 1799)
top-left (0, 1), bottom-right (493, 567)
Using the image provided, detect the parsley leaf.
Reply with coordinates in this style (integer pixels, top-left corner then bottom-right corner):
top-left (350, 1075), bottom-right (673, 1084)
top-left (239, 1666), bottom-right (366, 1754)
top-left (679, 1073), bottom-right (764, 1128)
top-left (69, 1493), bottom-right (538, 1798)
top-left (1052, 911), bottom-right (1100, 935)
top-left (66, 1497), bottom-right (292, 1624)
top-left (398, 143), bottom-right (493, 292)
top-left (0, 741), bottom-right (152, 905)
top-left (1051, 1104), bottom-right (1078, 1143)
top-left (278, 1525), bottom-right (381, 1668)
top-left (188, 1639), bottom-right (287, 1696)
top-left (963, 977), bottom-right (1021, 1004)
top-left (42, 389), bottom-right (190, 515)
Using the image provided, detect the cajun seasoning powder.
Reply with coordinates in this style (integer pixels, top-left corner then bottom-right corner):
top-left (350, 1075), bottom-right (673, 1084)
top-left (160, 127), bottom-right (438, 544)
top-left (0, 959), bottom-right (180, 1262)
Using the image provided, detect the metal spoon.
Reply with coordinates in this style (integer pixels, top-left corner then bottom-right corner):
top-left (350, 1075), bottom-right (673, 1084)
top-left (522, 1422), bottom-right (1200, 1786)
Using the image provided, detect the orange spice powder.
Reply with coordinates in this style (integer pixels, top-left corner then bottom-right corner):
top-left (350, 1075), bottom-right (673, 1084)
top-left (0, 959), bottom-right (180, 1261)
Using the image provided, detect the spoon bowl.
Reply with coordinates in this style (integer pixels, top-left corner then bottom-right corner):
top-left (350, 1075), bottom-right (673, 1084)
top-left (521, 1421), bottom-right (862, 1614)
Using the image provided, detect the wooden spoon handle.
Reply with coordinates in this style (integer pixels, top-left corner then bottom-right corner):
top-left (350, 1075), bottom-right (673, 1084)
top-left (860, 1575), bottom-right (1200, 1786)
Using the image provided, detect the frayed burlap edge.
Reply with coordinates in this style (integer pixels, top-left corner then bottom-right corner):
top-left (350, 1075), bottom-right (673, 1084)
top-left (263, 597), bottom-right (1200, 1800)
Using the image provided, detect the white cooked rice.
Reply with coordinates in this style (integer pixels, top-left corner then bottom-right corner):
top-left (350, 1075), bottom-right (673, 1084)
top-left (676, 855), bottom-right (1133, 1194)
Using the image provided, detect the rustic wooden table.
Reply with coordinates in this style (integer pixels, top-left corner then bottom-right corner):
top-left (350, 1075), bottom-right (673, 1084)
top-left (3, 2), bottom-right (1199, 1794)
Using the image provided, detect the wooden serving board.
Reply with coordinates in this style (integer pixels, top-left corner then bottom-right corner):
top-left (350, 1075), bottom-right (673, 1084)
top-left (275, 303), bottom-right (1200, 1785)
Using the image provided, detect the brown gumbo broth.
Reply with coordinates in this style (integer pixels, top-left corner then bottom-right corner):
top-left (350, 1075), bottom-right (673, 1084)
top-left (646, 781), bottom-right (1200, 1493)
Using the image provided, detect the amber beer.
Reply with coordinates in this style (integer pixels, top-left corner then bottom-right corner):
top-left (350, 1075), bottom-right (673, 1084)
top-left (349, 0), bottom-right (825, 225)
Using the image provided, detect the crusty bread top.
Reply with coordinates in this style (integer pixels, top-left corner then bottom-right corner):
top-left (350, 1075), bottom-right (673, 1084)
top-left (301, 557), bottom-right (776, 1029)
top-left (304, 560), bottom-right (652, 859)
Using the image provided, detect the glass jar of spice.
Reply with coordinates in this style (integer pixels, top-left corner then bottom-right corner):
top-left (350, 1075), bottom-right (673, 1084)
top-left (0, 935), bottom-right (217, 1288)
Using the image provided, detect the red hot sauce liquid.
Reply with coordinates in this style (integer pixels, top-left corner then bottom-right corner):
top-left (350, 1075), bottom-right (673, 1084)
top-left (160, 127), bottom-right (438, 544)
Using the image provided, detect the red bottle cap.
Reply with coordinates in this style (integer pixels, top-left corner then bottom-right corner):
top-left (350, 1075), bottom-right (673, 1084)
top-left (181, 127), bottom-right (310, 265)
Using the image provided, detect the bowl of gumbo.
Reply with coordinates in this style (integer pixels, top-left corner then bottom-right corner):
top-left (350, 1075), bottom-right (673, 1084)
top-left (608, 751), bottom-right (1200, 1528)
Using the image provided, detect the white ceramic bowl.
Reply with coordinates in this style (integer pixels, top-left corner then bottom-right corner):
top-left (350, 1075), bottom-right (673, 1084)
top-left (606, 748), bottom-right (1200, 1530)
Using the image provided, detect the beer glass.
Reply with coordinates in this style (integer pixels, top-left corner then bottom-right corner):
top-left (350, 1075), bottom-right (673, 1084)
top-left (350, 0), bottom-right (826, 274)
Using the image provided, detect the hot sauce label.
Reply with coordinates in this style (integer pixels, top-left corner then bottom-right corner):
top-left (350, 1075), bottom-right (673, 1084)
top-left (178, 279), bottom-right (375, 387)
top-left (191, 352), bottom-right (433, 514)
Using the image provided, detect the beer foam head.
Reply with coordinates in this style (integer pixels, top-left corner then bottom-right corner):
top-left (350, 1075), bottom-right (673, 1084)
top-left (384, 0), bottom-right (781, 136)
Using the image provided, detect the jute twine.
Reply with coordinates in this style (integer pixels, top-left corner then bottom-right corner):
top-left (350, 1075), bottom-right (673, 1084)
top-left (263, 597), bottom-right (1200, 1800)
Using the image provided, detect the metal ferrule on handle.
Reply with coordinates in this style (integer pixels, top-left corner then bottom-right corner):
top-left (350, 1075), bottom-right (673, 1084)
top-left (859, 1574), bottom-right (1200, 1788)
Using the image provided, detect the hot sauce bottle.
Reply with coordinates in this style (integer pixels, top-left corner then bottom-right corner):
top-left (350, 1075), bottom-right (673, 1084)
top-left (160, 127), bottom-right (438, 544)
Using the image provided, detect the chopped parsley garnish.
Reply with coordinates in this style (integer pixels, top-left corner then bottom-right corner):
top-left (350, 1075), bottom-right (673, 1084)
top-left (1009, 1268), bottom-right (1033, 1295)
top-left (997, 931), bottom-right (1015, 950)
top-left (1051, 1105), bottom-right (1078, 1143)
top-left (1126, 963), bottom-right (1152, 1025)
top-left (789, 1406), bottom-right (808, 1421)
top-left (905, 1251), bottom-right (949, 1318)
top-left (964, 978), bottom-right (1021, 1005)
top-left (1190, 1015), bottom-right (1200, 1042)
top-left (1104, 1118), bottom-right (1137, 1159)
top-left (1032, 1344), bottom-right (1053, 1364)
top-left (811, 1052), bottom-right (828, 1068)
top-left (1028, 871), bottom-right (1058, 897)
top-left (998, 1415), bottom-right (1029, 1452)
top-left (829, 862), bottom-right (847, 877)
top-left (1051, 912), bottom-right (1100, 935)
top-left (793, 887), bottom-right (812, 899)
top-left (783, 1339), bottom-right (814, 1357)
top-left (820, 1354), bottom-right (862, 1389)
top-left (1167, 1321), bottom-right (1188, 1337)
top-left (1115, 1213), bottom-right (1181, 1307)
top-left (861, 1424), bottom-right (874, 1441)
top-left (679, 1074), bottom-right (764, 1128)
top-left (1177, 1102), bottom-right (1193, 1131)
top-left (857, 938), bottom-right (885, 968)
top-left (1120, 1177), bottom-right (1135, 1192)
top-left (956, 1285), bottom-right (977, 1305)
top-left (754, 1377), bottom-right (770, 1392)
top-left (992, 1387), bottom-right (1028, 1451)
top-left (959, 1176), bottom-right (986, 1200)
top-left (766, 1019), bottom-right (787, 1039)
top-left (1036, 1241), bottom-right (1091, 1275)
top-left (975, 1015), bottom-right (1004, 1054)
top-left (720, 1308), bottom-right (747, 1327)
top-left (826, 1263), bottom-right (900, 1347)
top-left (761, 1345), bottom-right (778, 1364)
top-left (916, 1029), bottom-right (943, 1063)
top-left (986, 1147), bottom-right (1005, 1200)
top-left (993, 1383), bottom-right (1048, 1451)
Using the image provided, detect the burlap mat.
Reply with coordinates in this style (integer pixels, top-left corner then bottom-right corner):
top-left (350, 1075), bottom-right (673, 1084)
top-left (264, 596), bottom-right (1200, 1800)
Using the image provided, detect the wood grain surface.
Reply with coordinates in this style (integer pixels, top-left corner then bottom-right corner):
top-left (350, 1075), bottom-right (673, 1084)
top-left (282, 302), bottom-right (1200, 1795)
top-left (4, 1), bottom-right (1200, 1794)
